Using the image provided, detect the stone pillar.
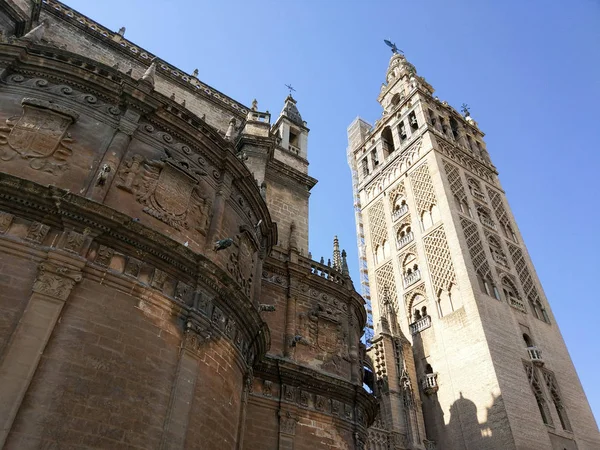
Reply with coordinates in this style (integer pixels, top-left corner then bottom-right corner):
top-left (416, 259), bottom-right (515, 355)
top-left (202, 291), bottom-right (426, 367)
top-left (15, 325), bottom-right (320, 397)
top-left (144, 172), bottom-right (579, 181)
top-left (159, 328), bottom-right (201, 450)
top-left (278, 410), bottom-right (297, 450)
top-left (235, 370), bottom-right (252, 450)
top-left (284, 282), bottom-right (297, 358)
top-left (0, 253), bottom-right (83, 447)
top-left (88, 111), bottom-right (140, 202)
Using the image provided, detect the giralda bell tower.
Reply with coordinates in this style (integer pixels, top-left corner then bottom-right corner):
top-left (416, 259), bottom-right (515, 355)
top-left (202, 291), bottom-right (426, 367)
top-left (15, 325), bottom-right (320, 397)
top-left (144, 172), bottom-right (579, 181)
top-left (347, 48), bottom-right (600, 449)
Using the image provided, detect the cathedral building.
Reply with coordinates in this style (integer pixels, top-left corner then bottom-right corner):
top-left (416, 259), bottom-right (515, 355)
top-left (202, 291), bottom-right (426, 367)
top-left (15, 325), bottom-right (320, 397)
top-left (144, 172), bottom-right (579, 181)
top-left (347, 50), bottom-right (600, 449)
top-left (0, 1), bottom-right (376, 449)
top-left (0, 1), bottom-right (597, 450)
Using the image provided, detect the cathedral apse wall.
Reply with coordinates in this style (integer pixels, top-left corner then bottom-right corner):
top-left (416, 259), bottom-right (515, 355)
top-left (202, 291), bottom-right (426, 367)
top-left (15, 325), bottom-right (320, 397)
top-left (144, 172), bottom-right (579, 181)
top-left (0, 1), bottom-right (378, 449)
top-left (0, 38), bottom-right (273, 449)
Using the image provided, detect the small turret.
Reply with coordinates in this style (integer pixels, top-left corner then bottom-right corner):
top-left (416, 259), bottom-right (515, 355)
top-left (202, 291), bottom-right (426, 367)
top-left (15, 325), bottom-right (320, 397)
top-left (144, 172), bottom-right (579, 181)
top-left (271, 94), bottom-right (309, 162)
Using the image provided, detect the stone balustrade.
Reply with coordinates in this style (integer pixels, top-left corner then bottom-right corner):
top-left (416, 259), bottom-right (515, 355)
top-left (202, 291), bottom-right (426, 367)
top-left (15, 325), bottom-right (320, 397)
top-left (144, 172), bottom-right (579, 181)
top-left (409, 315), bottom-right (431, 335)
top-left (403, 269), bottom-right (421, 288)
top-left (396, 231), bottom-right (414, 249)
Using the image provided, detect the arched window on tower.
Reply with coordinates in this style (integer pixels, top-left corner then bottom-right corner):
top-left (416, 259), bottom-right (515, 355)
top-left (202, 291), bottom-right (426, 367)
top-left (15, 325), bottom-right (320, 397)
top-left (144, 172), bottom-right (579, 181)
top-left (382, 240), bottom-right (390, 259)
top-left (398, 120), bottom-right (408, 143)
top-left (396, 223), bottom-right (413, 249)
top-left (409, 111), bottom-right (418, 131)
top-left (392, 196), bottom-right (408, 220)
top-left (477, 206), bottom-right (496, 230)
top-left (502, 223), bottom-right (517, 242)
top-left (467, 178), bottom-right (486, 202)
top-left (402, 253), bottom-right (421, 288)
top-left (436, 283), bottom-right (460, 317)
top-left (502, 276), bottom-right (524, 310)
top-left (454, 195), bottom-right (471, 217)
top-left (449, 116), bottom-right (459, 140)
top-left (488, 235), bottom-right (508, 267)
top-left (477, 272), bottom-right (498, 299)
top-left (524, 362), bottom-right (553, 426)
top-left (543, 371), bottom-right (571, 431)
top-left (390, 93), bottom-right (402, 110)
top-left (421, 204), bottom-right (440, 231)
top-left (381, 126), bottom-right (395, 158)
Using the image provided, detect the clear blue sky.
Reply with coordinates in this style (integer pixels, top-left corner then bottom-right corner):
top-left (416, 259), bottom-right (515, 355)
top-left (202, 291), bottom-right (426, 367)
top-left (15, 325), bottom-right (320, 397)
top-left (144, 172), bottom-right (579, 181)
top-left (67, 0), bottom-right (600, 425)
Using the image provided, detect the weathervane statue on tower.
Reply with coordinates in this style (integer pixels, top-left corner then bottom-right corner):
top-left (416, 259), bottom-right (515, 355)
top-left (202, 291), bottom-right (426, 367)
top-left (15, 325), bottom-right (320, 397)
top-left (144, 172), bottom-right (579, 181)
top-left (384, 39), bottom-right (403, 55)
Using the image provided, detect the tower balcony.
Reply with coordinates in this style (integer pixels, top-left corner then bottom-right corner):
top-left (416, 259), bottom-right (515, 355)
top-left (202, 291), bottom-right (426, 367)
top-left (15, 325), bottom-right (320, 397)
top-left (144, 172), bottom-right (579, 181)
top-left (410, 315), bottom-right (431, 335)
top-left (403, 269), bottom-right (421, 288)
top-left (396, 231), bottom-right (414, 249)
top-left (471, 188), bottom-right (486, 202)
top-left (492, 251), bottom-right (509, 267)
top-left (527, 346), bottom-right (544, 366)
top-left (508, 295), bottom-right (526, 312)
top-left (479, 215), bottom-right (496, 230)
top-left (422, 373), bottom-right (439, 395)
top-left (288, 143), bottom-right (301, 156)
top-left (391, 204), bottom-right (408, 221)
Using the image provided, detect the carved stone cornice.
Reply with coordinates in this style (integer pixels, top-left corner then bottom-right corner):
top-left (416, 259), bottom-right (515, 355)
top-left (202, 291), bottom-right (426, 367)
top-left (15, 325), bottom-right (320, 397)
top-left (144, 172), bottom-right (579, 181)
top-left (265, 158), bottom-right (317, 193)
top-left (253, 356), bottom-right (378, 429)
top-left (0, 173), bottom-right (270, 365)
top-left (0, 44), bottom-right (276, 246)
top-left (32, 261), bottom-right (82, 301)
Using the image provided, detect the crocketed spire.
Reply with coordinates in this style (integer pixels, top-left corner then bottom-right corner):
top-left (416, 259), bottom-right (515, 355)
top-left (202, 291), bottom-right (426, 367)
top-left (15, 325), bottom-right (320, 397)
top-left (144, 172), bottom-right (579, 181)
top-left (279, 94), bottom-right (303, 126)
top-left (332, 235), bottom-right (342, 272)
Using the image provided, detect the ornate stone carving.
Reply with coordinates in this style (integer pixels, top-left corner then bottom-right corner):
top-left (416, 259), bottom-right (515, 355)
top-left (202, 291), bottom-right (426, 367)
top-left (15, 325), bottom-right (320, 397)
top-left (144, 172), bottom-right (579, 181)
top-left (331, 399), bottom-right (341, 416)
top-left (124, 257), bottom-right (142, 277)
top-left (32, 262), bottom-right (82, 301)
top-left (283, 385), bottom-right (296, 403)
top-left (344, 404), bottom-right (353, 419)
top-left (0, 98), bottom-right (78, 174)
top-left (0, 211), bottom-right (13, 233)
top-left (315, 394), bottom-right (327, 411)
top-left (298, 303), bottom-right (343, 354)
top-left (95, 245), bottom-right (114, 267)
top-left (151, 268), bottom-right (167, 289)
top-left (117, 154), bottom-right (212, 232)
top-left (63, 230), bottom-right (86, 254)
top-left (174, 281), bottom-right (193, 304)
top-left (299, 390), bottom-right (309, 407)
top-left (263, 380), bottom-right (272, 397)
top-left (279, 412), bottom-right (297, 435)
top-left (26, 222), bottom-right (50, 243)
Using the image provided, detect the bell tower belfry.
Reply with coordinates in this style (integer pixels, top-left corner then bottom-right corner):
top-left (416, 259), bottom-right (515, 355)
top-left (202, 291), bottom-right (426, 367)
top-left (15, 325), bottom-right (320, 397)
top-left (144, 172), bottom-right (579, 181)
top-left (272, 94), bottom-right (309, 161)
top-left (238, 94), bottom-right (315, 254)
top-left (348, 48), bottom-right (600, 450)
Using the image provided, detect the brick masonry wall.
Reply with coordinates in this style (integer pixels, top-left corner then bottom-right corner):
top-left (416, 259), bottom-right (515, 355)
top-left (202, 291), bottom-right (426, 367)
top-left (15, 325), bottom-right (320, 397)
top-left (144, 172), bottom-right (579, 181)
top-left (265, 182), bottom-right (309, 254)
top-left (5, 278), bottom-right (180, 449)
top-left (184, 337), bottom-right (245, 450)
top-left (0, 249), bottom-right (38, 357)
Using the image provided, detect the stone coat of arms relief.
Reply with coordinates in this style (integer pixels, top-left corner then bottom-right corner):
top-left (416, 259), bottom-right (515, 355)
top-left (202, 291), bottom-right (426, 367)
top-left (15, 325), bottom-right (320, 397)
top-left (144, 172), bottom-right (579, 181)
top-left (297, 302), bottom-right (349, 375)
top-left (116, 154), bottom-right (212, 233)
top-left (0, 98), bottom-right (78, 174)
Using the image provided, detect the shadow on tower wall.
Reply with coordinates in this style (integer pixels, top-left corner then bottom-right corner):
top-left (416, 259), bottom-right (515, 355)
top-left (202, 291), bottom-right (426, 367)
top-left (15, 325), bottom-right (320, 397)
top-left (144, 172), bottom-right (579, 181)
top-left (411, 332), bottom-right (513, 450)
